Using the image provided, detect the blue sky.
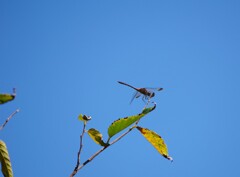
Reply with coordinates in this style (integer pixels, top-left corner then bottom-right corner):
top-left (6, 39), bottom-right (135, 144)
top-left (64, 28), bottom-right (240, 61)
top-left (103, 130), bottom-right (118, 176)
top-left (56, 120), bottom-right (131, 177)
top-left (1, 0), bottom-right (240, 177)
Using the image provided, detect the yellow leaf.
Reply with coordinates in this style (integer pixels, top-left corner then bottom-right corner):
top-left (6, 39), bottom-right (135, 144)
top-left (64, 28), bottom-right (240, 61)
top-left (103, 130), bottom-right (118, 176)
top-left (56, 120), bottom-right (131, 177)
top-left (88, 128), bottom-right (107, 146)
top-left (78, 114), bottom-right (91, 122)
top-left (0, 141), bottom-right (13, 177)
top-left (0, 89), bottom-right (16, 105)
top-left (137, 127), bottom-right (173, 161)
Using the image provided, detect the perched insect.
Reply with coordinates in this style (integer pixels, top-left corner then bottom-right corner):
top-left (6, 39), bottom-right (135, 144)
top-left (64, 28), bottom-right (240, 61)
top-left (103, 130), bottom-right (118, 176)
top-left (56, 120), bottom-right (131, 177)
top-left (118, 81), bottom-right (163, 103)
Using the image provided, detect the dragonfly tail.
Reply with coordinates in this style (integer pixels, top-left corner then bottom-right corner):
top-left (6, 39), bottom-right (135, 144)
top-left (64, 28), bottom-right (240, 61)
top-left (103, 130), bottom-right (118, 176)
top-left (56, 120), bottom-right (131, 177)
top-left (118, 81), bottom-right (137, 90)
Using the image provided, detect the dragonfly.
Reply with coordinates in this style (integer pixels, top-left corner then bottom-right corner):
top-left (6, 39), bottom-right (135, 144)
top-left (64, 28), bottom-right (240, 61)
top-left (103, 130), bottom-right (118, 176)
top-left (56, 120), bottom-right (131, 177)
top-left (118, 81), bottom-right (163, 104)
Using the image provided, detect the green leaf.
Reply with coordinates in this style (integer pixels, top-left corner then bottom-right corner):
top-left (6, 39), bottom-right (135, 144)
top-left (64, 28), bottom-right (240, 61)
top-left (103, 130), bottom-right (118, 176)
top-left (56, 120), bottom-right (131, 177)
top-left (137, 126), bottom-right (173, 161)
top-left (108, 104), bottom-right (156, 139)
top-left (0, 89), bottom-right (16, 105)
top-left (78, 114), bottom-right (91, 122)
top-left (0, 141), bottom-right (13, 177)
top-left (87, 128), bottom-right (107, 146)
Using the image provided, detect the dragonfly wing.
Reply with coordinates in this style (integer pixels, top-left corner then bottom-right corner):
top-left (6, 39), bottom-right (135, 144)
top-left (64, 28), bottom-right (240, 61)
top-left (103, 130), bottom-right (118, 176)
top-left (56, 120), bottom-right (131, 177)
top-left (130, 91), bottom-right (141, 104)
top-left (145, 87), bottom-right (163, 91)
top-left (135, 92), bottom-right (141, 98)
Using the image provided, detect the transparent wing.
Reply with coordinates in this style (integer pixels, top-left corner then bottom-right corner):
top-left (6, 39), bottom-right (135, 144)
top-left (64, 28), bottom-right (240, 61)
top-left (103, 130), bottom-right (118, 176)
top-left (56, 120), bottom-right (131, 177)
top-left (135, 92), bottom-right (141, 98)
top-left (145, 87), bottom-right (163, 91)
top-left (130, 91), bottom-right (142, 104)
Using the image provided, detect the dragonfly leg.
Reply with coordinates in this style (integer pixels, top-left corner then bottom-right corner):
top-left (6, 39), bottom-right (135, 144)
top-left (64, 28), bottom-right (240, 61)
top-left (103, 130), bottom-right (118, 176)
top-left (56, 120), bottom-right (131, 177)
top-left (142, 95), bottom-right (151, 107)
top-left (141, 96), bottom-right (151, 110)
top-left (142, 96), bottom-right (147, 103)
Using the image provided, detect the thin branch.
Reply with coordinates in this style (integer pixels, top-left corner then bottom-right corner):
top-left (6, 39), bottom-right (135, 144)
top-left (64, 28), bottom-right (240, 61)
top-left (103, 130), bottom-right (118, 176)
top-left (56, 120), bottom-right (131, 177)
top-left (70, 122), bottom-right (87, 177)
top-left (69, 103), bottom-right (156, 176)
top-left (70, 125), bottom-right (136, 176)
top-left (0, 109), bottom-right (20, 130)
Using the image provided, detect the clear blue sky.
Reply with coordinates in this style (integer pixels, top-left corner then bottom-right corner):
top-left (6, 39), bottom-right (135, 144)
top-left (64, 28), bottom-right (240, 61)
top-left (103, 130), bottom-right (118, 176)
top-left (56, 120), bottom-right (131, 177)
top-left (1, 0), bottom-right (240, 177)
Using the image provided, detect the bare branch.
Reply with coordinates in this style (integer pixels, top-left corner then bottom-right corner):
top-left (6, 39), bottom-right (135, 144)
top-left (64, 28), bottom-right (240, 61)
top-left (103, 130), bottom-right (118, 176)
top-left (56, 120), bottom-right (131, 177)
top-left (69, 103), bottom-right (153, 176)
top-left (0, 109), bottom-right (20, 130)
top-left (70, 125), bottom-right (136, 176)
top-left (70, 122), bottom-right (87, 177)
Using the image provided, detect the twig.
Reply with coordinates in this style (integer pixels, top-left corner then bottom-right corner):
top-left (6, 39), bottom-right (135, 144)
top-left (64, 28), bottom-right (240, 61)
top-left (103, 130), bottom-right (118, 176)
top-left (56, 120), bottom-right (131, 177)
top-left (70, 122), bottom-right (87, 177)
top-left (70, 103), bottom-right (156, 176)
top-left (0, 109), bottom-right (20, 130)
top-left (69, 125), bottom-right (136, 176)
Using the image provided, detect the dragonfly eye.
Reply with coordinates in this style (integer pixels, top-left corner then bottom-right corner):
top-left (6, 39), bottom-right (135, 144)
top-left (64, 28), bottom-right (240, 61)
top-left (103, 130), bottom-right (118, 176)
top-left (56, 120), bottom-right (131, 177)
top-left (150, 92), bottom-right (155, 98)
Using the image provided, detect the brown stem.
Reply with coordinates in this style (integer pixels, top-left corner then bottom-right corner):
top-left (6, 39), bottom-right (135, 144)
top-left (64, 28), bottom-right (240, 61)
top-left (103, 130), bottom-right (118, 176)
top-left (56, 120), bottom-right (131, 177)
top-left (70, 122), bottom-right (87, 177)
top-left (70, 125), bottom-right (136, 176)
top-left (0, 109), bottom-right (20, 130)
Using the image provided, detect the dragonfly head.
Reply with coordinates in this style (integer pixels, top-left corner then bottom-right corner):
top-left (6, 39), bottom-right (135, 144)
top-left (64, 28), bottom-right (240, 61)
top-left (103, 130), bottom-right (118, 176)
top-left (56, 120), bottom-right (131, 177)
top-left (149, 92), bottom-right (155, 98)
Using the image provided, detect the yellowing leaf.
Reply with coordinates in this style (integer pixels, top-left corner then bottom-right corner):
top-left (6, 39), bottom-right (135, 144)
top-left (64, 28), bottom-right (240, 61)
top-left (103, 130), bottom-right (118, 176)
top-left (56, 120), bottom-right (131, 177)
top-left (108, 104), bottom-right (156, 138)
top-left (88, 128), bottom-right (107, 146)
top-left (0, 89), bottom-right (16, 105)
top-left (0, 141), bottom-right (13, 177)
top-left (137, 127), bottom-right (173, 161)
top-left (78, 114), bottom-right (91, 122)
